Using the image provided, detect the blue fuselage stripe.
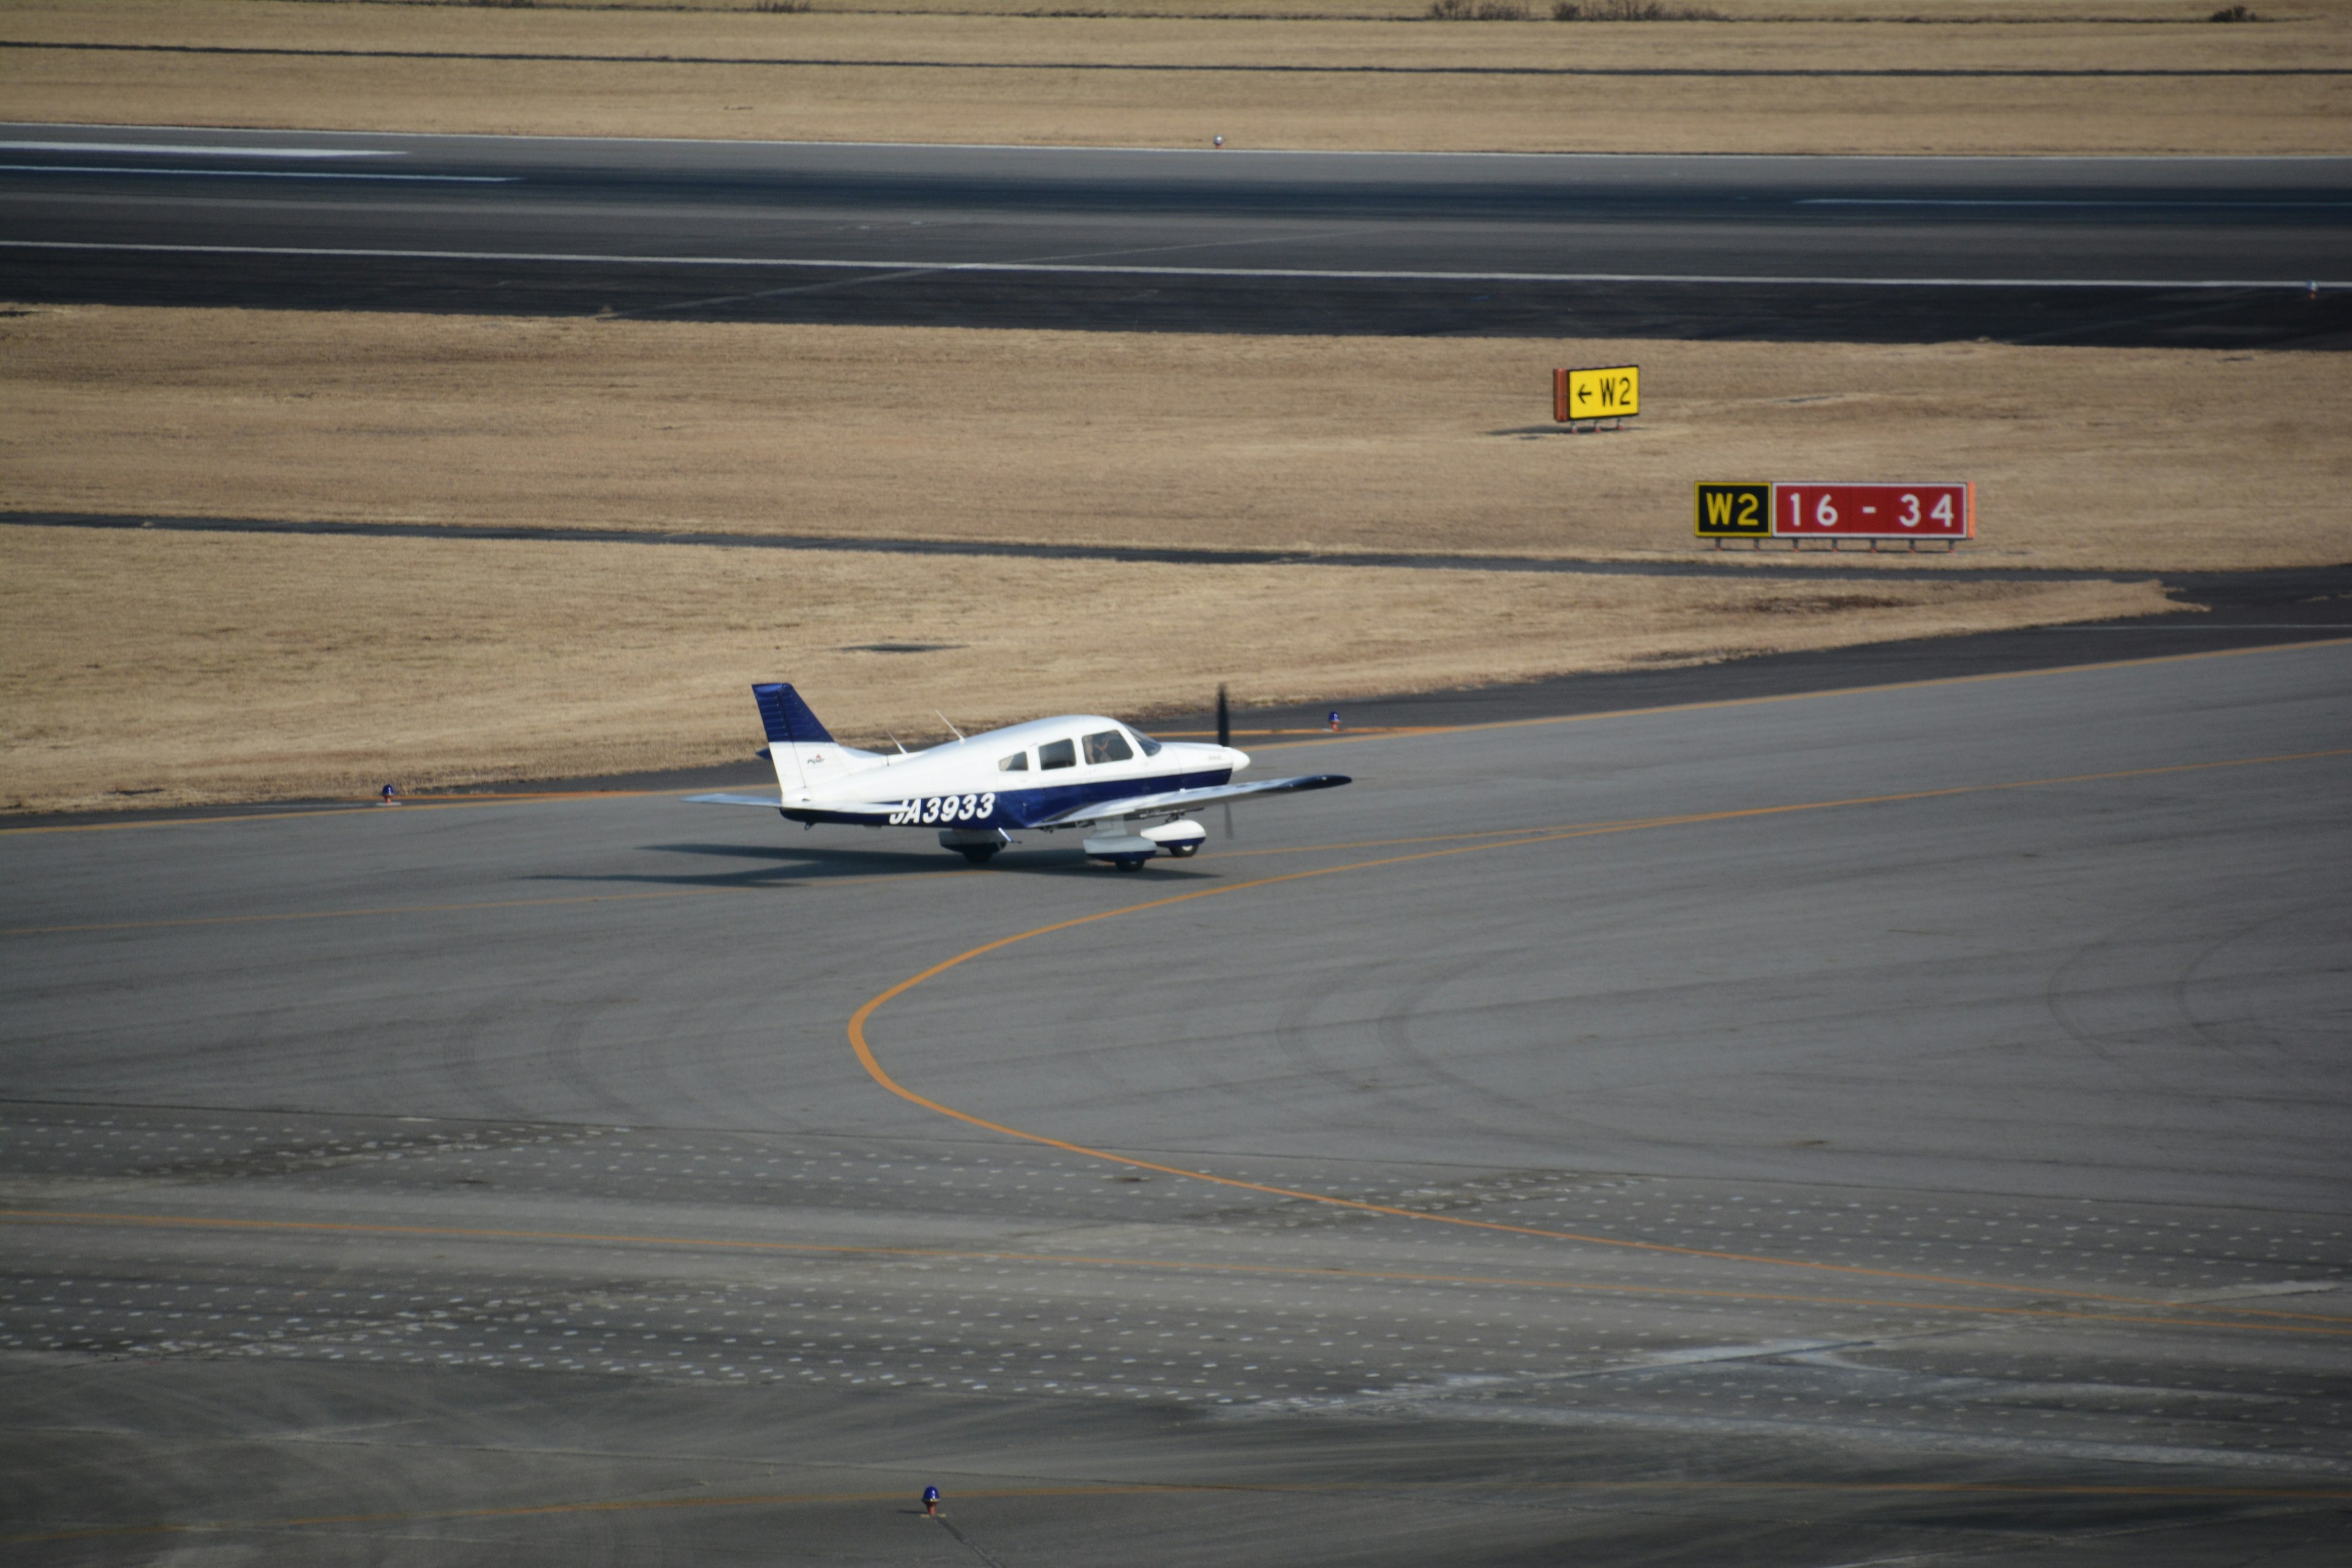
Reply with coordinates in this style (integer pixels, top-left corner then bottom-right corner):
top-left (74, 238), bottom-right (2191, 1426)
top-left (779, 768), bottom-right (1232, 829)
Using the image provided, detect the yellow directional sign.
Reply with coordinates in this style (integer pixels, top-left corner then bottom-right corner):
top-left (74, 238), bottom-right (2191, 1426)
top-left (1695, 481), bottom-right (1771, 539)
top-left (1556, 364), bottom-right (1640, 423)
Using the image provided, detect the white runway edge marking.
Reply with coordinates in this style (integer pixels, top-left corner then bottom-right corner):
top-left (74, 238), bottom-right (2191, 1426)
top-left (0, 239), bottom-right (2338, 292)
top-left (0, 167), bottom-right (515, 184)
top-left (2035, 625), bottom-right (2352, 631)
top-left (1800, 198), bottom-right (2352, 210)
top-left (0, 140), bottom-right (401, 158)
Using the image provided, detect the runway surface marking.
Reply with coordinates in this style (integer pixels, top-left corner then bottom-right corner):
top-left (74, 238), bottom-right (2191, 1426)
top-left (0, 140), bottom-right (399, 159)
top-left (11, 1207), bottom-right (2339, 1336)
top-left (13, 1476), bottom-right (2351, 1548)
top-left (849, 744), bottom-right (2352, 1316)
top-left (7, 241), bottom-right (2342, 293)
top-left (0, 165), bottom-right (513, 183)
top-left (1801, 197), bottom-right (2352, 209)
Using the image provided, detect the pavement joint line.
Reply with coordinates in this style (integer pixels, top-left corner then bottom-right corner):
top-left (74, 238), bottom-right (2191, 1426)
top-left (0, 793), bottom-right (659, 837)
top-left (6, 636), bottom-right (2346, 835)
top-left (0, 859), bottom-right (1008, 932)
top-left (0, 827), bottom-right (1558, 934)
top-left (5, 1208), bottom-right (2345, 1336)
top-left (848, 743), bottom-right (2352, 1319)
top-left (0, 1483), bottom-right (1224, 1548)
top-left (4, 240), bottom-right (2344, 293)
top-left (0, 885), bottom-right (753, 937)
top-left (11, 1476), bottom-right (2352, 1547)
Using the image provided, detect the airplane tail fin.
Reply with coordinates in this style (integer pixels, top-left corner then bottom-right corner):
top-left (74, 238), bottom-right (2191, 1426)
top-left (752, 684), bottom-right (879, 796)
top-left (754, 682), bottom-right (834, 747)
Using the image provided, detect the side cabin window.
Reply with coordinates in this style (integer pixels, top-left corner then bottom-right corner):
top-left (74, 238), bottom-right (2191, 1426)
top-left (1038, 737), bottom-right (1077, 771)
top-left (997, 750), bottom-right (1030, 772)
top-left (1084, 729), bottom-right (1134, 765)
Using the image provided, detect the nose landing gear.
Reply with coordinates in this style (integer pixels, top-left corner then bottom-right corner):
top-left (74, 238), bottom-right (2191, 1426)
top-left (1083, 817), bottom-right (1207, 870)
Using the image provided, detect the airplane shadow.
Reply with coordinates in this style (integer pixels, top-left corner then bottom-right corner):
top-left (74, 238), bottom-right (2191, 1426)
top-left (527, 840), bottom-right (1223, 889)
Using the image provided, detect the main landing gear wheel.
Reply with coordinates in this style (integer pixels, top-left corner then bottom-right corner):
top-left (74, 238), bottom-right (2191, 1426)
top-left (1110, 856), bottom-right (1149, 872)
top-left (1163, 843), bottom-right (1200, 858)
top-left (958, 845), bottom-right (1001, 865)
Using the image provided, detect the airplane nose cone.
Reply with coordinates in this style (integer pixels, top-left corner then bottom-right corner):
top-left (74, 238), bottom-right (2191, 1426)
top-left (1224, 746), bottom-right (1251, 771)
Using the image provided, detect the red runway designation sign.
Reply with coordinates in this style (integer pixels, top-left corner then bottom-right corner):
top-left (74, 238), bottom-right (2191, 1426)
top-left (1774, 482), bottom-right (1972, 541)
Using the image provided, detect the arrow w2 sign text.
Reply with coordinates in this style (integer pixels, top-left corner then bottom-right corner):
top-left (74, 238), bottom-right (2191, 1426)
top-left (1555, 365), bottom-right (1639, 423)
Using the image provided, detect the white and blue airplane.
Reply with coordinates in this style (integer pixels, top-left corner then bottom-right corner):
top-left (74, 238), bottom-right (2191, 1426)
top-left (688, 684), bottom-right (1349, 869)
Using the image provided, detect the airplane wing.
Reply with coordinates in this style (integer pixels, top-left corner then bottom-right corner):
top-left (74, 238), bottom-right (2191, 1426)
top-left (685, 791), bottom-right (901, 827)
top-left (1028, 774), bottom-right (1349, 829)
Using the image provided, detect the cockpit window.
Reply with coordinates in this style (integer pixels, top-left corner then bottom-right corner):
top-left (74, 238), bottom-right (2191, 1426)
top-left (1038, 737), bottom-right (1077, 771)
top-left (997, 750), bottom-right (1030, 772)
top-left (1084, 729), bottom-right (1134, 765)
top-left (1132, 730), bottom-right (1164, 757)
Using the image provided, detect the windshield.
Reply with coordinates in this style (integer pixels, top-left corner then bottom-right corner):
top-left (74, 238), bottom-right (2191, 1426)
top-left (1132, 730), bottom-right (1163, 757)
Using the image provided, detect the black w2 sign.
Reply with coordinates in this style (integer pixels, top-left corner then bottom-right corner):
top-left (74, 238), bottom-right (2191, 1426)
top-left (1694, 481), bottom-right (1772, 538)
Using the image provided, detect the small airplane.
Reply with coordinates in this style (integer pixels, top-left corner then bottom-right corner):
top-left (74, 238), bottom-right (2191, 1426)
top-left (687, 684), bottom-right (1349, 869)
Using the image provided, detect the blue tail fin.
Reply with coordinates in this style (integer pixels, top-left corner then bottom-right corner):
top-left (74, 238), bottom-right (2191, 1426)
top-left (753, 683), bottom-right (835, 746)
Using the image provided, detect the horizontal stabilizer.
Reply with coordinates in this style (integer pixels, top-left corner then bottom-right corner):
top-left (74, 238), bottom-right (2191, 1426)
top-left (753, 683), bottom-right (834, 746)
top-left (1031, 773), bottom-right (1349, 829)
top-left (684, 791), bottom-right (785, 808)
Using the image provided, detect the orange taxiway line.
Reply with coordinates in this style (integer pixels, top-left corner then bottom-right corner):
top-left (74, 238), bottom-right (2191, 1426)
top-left (848, 743), bottom-right (2352, 1327)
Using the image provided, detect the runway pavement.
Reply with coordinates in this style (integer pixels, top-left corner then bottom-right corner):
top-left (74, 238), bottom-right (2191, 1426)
top-left (6, 126), bottom-right (2350, 344)
top-left (4, 637), bottom-right (2348, 1564)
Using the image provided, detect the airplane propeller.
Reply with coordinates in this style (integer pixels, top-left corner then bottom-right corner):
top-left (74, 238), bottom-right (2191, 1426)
top-left (1218, 684), bottom-right (1235, 840)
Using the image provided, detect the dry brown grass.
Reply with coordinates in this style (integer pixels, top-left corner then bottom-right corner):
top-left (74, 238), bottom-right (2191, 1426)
top-left (2, 6), bottom-right (2335, 810)
top-left (4, 0), bottom-right (2346, 153)
top-left (5, 306), bottom-right (2346, 571)
top-left (5, 303), bottom-right (2334, 811)
top-left (0, 524), bottom-right (2171, 813)
top-left (126, 3), bottom-right (2302, 17)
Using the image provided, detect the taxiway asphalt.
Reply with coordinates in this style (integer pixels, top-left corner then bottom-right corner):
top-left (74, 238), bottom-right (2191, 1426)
top-left (5, 126), bottom-right (2349, 344)
top-left (4, 636), bottom-right (2348, 1564)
